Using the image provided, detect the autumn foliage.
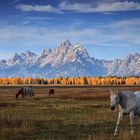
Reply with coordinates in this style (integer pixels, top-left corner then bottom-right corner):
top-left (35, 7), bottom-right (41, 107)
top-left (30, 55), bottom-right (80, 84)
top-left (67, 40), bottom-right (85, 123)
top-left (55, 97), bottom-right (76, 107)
top-left (0, 76), bottom-right (140, 85)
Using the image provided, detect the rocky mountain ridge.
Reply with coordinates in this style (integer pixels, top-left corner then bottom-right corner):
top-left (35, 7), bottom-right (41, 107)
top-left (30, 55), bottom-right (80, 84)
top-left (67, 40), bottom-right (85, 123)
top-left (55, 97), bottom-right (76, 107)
top-left (0, 40), bottom-right (139, 77)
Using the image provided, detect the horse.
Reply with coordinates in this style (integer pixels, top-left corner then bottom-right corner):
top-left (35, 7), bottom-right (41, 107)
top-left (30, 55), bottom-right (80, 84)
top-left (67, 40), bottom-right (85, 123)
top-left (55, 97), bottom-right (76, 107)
top-left (16, 86), bottom-right (35, 100)
top-left (49, 89), bottom-right (54, 95)
top-left (110, 90), bottom-right (140, 136)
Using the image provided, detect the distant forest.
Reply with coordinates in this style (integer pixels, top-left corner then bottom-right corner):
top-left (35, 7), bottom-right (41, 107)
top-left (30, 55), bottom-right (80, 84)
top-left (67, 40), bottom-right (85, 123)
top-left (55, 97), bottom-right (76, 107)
top-left (0, 76), bottom-right (140, 85)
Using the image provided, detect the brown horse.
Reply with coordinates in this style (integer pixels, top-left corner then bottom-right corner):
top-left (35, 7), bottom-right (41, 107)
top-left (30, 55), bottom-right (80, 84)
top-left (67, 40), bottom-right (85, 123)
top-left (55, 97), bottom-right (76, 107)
top-left (49, 89), bottom-right (54, 95)
top-left (16, 87), bottom-right (34, 99)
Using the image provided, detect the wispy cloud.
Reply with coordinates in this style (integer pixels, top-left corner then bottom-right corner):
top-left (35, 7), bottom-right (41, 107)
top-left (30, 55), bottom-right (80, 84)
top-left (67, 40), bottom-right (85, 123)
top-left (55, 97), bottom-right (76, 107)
top-left (59, 1), bottom-right (140, 13)
top-left (16, 1), bottom-right (140, 14)
top-left (0, 17), bottom-right (140, 60)
top-left (0, 18), bottom-right (140, 46)
top-left (16, 4), bottom-right (63, 14)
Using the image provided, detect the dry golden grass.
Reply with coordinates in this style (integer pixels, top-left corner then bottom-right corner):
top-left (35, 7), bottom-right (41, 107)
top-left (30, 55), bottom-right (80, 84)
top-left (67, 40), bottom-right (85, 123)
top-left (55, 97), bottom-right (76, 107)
top-left (0, 86), bottom-right (140, 140)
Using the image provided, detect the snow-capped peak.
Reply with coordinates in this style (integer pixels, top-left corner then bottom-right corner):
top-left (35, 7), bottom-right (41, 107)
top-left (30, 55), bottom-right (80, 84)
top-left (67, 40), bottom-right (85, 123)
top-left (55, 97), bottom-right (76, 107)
top-left (72, 43), bottom-right (90, 59)
top-left (21, 50), bottom-right (37, 59)
top-left (42, 48), bottom-right (52, 57)
top-left (8, 53), bottom-right (23, 65)
top-left (0, 40), bottom-right (139, 77)
top-left (7, 51), bottom-right (38, 66)
top-left (60, 39), bottom-right (72, 48)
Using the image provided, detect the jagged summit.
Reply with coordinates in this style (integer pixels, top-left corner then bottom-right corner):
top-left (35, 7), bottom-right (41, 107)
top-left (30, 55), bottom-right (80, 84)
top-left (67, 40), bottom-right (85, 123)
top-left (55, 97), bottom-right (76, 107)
top-left (42, 48), bottom-right (52, 58)
top-left (0, 40), bottom-right (139, 77)
top-left (60, 39), bottom-right (72, 48)
top-left (106, 53), bottom-right (140, 76)
top-left (8, 52), bottom-right (23, 65)
top-left (21, 50), bottom-right (36, 56)
top-left (39, 40), bottom-right (90, 68)
top-left (8, 51), bottom-right (38, 66)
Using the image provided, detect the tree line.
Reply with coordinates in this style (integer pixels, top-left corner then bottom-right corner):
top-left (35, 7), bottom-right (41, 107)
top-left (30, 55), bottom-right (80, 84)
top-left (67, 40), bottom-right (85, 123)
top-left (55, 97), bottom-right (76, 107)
top-left (0, 76), bottom-right (140, 85)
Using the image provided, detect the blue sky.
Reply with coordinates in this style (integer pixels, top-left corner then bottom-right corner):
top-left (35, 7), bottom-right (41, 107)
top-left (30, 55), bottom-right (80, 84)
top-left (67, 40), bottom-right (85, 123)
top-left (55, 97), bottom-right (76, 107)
top-left (0, 0), bottom-right (140, 60)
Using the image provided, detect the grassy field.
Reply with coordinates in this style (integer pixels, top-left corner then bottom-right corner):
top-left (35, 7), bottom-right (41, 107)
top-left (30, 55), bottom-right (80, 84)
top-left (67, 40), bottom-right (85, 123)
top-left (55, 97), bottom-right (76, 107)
top-left (0, 86), bottom-right (140, 140)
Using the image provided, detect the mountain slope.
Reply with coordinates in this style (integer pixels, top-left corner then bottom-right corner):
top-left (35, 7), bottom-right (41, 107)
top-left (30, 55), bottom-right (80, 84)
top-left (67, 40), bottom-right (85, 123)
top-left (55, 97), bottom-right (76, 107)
top-left (106, 53), bottom-right (140, 76)
top-left (0, 40), bottom-right (139, 77)
top-left (29, 40), bottom-right (104, 77)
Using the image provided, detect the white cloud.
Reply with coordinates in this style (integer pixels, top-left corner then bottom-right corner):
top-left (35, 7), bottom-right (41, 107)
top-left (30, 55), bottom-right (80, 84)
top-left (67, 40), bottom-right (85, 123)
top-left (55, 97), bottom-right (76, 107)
top-left (59, 1), bottom-right (140, 13)
top-left (0, 18), bottom-right (140, 47)
top-left (95, 1), bottom-right (140, 12)
top-left (0, 18), bottom-right (140, 60)
top-left (16, 4), bottom-right (63, 14)
top-left (16, 1), bottom-right (140, 14)
top-left (111, 18), bottom-right (140, 28)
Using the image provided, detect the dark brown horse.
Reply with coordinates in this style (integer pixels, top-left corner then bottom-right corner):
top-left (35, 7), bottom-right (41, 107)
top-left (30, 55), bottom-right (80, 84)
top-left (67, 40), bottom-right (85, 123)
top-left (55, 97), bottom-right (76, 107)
top-left (49, 89), bottom-right (54, 95)
top-left (16, 87), bottom-right (34, 99)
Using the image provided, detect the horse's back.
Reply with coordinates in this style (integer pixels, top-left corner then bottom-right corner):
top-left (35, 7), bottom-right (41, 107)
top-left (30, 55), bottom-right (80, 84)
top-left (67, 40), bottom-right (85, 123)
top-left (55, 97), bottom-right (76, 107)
top-left (134, 91), bottom-right (140, 96)
top-left (24, 87), bottom-right (32, 93)
top-left (23, 87), bottom-right (34, 96)
top-left (133, 91), bottom-right (140, 116)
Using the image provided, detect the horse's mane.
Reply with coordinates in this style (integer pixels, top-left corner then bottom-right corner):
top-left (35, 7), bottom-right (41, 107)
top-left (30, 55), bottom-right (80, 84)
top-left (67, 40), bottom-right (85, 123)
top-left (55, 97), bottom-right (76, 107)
top-left (111, 90), bottom-right (135, 98)
top-left (120, 91), bottom-right (136, 98)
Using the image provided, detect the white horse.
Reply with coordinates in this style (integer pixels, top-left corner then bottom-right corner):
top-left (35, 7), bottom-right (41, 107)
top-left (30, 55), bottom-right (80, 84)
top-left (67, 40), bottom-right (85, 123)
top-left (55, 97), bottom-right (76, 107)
top-left (110, 90), bottom-right (140, 136)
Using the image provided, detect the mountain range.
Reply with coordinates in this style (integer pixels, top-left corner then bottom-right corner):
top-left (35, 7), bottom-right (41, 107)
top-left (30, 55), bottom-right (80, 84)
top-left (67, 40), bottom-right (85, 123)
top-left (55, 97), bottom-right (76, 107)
top-left (0, 40), bottom-right (140, 78)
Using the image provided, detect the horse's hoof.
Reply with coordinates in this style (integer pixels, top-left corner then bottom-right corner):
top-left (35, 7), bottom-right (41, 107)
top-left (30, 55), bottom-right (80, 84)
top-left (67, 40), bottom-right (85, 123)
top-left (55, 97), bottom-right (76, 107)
top-left (114, 133), bottom-right (118, 136)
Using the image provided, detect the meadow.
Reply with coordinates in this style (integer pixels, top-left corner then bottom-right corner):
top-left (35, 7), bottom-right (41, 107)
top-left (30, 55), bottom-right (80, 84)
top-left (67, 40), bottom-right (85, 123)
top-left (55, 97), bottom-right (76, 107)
top-left (0, 85), bottom-right (140, 140)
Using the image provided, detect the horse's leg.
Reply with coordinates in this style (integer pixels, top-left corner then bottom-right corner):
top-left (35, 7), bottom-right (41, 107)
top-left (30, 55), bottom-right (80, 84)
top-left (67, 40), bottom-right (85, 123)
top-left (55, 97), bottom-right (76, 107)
top-left (27, 94), bottom-right (32, 100)
top-left (130, 112), bottom-right (134, 135)
top-left (29, 94), bottom-right (32, 100)
top-left (114, 111), bottom-right (124, 136)
top-left (22, 94), bottom-right (24, 100)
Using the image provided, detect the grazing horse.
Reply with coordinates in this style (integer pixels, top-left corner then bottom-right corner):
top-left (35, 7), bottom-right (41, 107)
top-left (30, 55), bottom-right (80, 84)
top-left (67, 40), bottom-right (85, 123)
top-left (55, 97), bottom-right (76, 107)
top-left (49, 89), bottom-right (54, 95)
top-left (16, 86), bottom-right (34, 100)
top-left (110, 90), bottom-right (140, 136)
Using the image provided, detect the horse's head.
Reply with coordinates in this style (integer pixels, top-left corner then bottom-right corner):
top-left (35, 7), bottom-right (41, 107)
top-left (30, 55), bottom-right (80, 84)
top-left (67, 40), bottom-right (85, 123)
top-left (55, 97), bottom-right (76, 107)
top-left (16, 88), bottom-right (24, 98)
top-left (110, 90), bottom-right (121, 110)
